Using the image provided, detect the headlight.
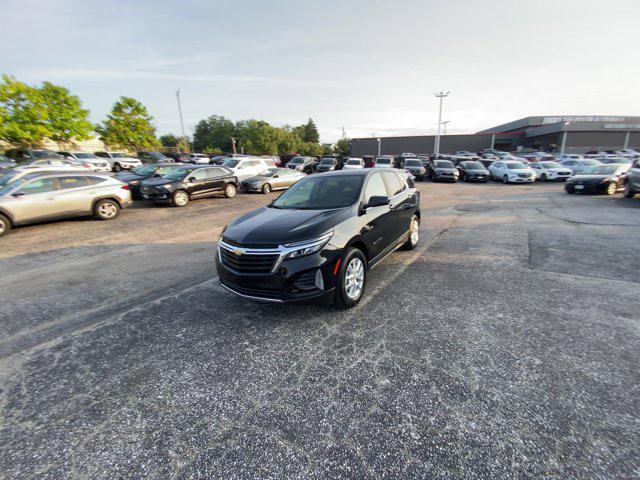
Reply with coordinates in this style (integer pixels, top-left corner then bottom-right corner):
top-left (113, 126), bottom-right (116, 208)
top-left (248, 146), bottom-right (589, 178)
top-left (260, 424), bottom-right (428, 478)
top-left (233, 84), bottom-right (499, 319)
top-left (130, 180), bottom-right (140, 185)
top-left (218, 225), bottom-right (227, 240)
top-left (163, 184), bottom-right (173, 189)
top-left (420, 168), bottom-right (426, 174)
top-left (284, 232), bottom-right (333, 259)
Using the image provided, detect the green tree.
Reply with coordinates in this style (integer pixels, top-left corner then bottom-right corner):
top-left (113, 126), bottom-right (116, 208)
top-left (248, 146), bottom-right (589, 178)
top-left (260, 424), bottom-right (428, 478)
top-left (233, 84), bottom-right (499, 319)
top-left (0, 75), bottom-right (50, 147)
top-left (193, 115), bottom-right (237, 152)
top-left (95, 97), bottom-right (159, 151)
top-left (160, 133), bottom-right (179, 147)
top-left (299, 142), bottom-right (323, 157)
top-left (335, 137), bottom-right (351, 157)
top-left (322, 144), bottom-right (334, 156)
top-left (39, 81), bottom-right (92, 146)
top-left (303, 118), bottom-right (319, 143)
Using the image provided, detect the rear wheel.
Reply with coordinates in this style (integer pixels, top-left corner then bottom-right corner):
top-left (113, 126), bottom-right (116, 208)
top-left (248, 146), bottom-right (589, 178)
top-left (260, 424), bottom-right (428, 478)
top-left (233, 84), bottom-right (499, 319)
top-left (402, 215), bottom-right (420, 250)
top-left (0, 213), bottom-right (12, 237)
top-left (623, 182), bottom-right (636, 198)
top-left (224, 183), bottom-right (237, 198)
top-left (94, 199), bottom-right (119, 220)
top-left (113, 163), bottom-right (122, 172)
top-left (606, 182), bottom-right (618, 195)
top-left (335, 248), bottom-right (367, 308)
top-left (261, 183), bottom-right (271, 194)
top-left (172, 190), bottom-right (190, 207)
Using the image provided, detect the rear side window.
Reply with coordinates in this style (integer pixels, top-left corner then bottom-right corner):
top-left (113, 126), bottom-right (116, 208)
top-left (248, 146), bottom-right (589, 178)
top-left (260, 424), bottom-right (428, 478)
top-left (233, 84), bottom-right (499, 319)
top-left (381, 171), bottom-right (405, 197)
top-left (86, 176), bottom-right (108, 185)
top-left (59, 176), bottom-right (90, 189)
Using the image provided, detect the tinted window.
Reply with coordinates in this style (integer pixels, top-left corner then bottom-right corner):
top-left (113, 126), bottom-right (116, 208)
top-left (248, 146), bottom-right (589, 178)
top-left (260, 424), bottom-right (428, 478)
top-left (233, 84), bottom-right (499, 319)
top-left (59, 176), bottom-right (90, 189)
top-left (363, 173), bottom-right (387, 203)
top-left (94, 152), bottom-right (107, 157)
top-left (271, 175), bottom-right (364, 209)
top-left (190, 169), bottom-right (209, 180)
top-left (204, 167), bottom-right (226, 178)
top-left (19, 178), bottom-right (58, 194)
top-left (434, 160), bottom-right (454, 168)
top-left (382, 171), bottom-right (404, 196)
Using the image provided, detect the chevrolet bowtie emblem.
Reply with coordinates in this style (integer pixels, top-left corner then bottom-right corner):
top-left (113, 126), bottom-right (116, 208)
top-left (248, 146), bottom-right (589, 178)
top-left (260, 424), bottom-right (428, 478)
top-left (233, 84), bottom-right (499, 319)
top-left (232, 248), bottom-right (245, 256)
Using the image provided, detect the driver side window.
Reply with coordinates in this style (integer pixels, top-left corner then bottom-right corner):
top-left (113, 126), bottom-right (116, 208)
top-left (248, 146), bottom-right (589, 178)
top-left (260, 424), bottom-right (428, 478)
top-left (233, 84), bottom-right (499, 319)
top-left (18, 178), bottom-right (58, 195)
top-left (363, 173), bottom-right (387, 203)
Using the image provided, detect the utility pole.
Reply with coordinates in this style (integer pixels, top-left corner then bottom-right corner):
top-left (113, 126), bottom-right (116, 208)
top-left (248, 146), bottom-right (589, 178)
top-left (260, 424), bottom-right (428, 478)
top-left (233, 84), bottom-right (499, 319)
top-left (377, 138), bottom-right (381, 156)
top-left (342, 126), bottom-right (346, 138)
top-left (176, 90), bottom-right (189, 153)
top-left (442, 120), bottom-right (450, 135)
top-left (230, 137), bottom-right (237, 155)
top-left (434, 91), bottom-right (450, 158)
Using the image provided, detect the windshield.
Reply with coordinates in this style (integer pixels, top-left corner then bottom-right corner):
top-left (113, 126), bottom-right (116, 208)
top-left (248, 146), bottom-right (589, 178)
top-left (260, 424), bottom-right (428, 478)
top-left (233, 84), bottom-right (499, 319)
top-left (581, 165), bottom-right (619, 175)
top-left (581, 159), bottom-right (601, 165)
top-left (435, 160), bottom-right (454, 168)
top-left (258, 168), bottom-right (278, 177)
top-left (111, 152), bottom-right (126, 158)
top-left (223, 159), bottom-right (239, 168)
top-left (539, 162), bottom-right (561, 168)
top-left (506, 163), bottom-right (527, 170)
top-left (320, 159), bottom-right (336, 165)
top-left (162, 167), bottom-right (193, 180)
top-left (73, 152), bottom-right (98, 159)
top-left (376, 158), bottom-right (391, 164)
top-left (32, 150), bottom-right (61, 158)
top-left (346, 159), bottom-right (361, 165)
top-left (132, 165), bottom-right (159, 176)
top-left (0, 175), bottom-right (32, 195)
top-left (405, 160), bottom-right (422, 167)
top-left (0, 170), bottom-right (20, 186)
top-left (463, 161), bottom-right (484, 169)
top-left (271, 175), bottom-right (364, 209)
top-left (289, 157), bottom-right (303, 164)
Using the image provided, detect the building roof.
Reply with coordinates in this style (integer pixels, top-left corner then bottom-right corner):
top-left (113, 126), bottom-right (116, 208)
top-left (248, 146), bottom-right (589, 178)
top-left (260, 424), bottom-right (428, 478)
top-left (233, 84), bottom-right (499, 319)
top-left (478, 116), bottom-right (640, 134)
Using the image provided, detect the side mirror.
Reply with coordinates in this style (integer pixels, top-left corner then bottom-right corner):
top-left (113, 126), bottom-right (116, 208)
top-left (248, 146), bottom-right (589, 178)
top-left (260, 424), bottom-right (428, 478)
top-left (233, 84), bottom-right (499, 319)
top-left (364, 195), bottom-right (390, 209)
top-left (273, 174), bottom-right (279, 178)
top-left (12, 191), bottom-right (25, 197)
top-left (188, 176), bottom-right (197, 182)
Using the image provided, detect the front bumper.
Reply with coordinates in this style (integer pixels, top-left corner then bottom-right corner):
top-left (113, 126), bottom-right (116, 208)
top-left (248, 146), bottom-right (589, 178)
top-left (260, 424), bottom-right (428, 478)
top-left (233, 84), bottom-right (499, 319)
top-left (241, 182), bottom-right (263, 192)
top-left (465, 173), bottom-right (489, 182)
top-left (506, 175), bottom-right (534, 183)
top-left (215, 242), bottom-right (341, 305)
top-left (435, 173), bottom-right (459, 182)
top-left (140, 187), bottom-right (172, 202)
top-left (565, 182), bottom-right (608, 194)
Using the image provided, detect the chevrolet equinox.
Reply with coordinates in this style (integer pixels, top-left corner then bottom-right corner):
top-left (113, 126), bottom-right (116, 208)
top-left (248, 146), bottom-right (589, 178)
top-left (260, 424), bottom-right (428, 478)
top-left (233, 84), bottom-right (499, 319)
top-left (216, 169), bottom-right (420, 307)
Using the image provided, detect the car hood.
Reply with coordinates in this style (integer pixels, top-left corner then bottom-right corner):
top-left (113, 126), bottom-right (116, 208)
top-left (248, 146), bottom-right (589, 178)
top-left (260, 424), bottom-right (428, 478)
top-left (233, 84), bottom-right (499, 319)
top-left (141, 177), bottom-right (178, 187)
top-left (224, 206), bottom-right (351, 245)
top-left (115, 172), bottom-right (145, 182)
top-left (466, 169), bottom-right (488, 174)
top-left (242, 175), bottom-right (270, 183)
top-left (567, 174), bottom-right (612, 182)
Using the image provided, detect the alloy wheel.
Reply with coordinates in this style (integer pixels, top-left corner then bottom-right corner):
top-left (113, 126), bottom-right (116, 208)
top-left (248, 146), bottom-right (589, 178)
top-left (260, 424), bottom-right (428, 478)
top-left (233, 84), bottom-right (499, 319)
top-left (174, 191), bottom-right (189, 206)
top-left (607, 182), bottom-right (617, 195)
top-left (344, 257), bottom-right (365, 301)
top-left (98, 202), bottom-right (118, 218)
top-left (225, 184), bottom-right (237, 198)
top-left (262, 183), bottom-right (271, 194)
top-left (0, 217), bottom-right (5, 234)
top-left (410, 218), bottom-right (419, 246)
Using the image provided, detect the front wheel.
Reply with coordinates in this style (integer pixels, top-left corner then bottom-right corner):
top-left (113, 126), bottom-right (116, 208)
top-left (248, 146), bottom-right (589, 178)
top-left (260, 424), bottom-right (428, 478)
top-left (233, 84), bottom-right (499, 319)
top-left (335, 248), bottom-right (367, 308)
top-left (606, 182), bottom-right (618, 195)
top-left (113, 163), bottom-right (122, 172)
top-left (401, 215), bottom-right (420, 250)
top-left (261, 183), bottom-right (271, 194)
top-left (0, 213), bottom-right (12, 237)
top-left (172, 190), bottom-right (190, 207)
top-left (540, 173), bottom-right (547, 182)
top-left (224, 183), bottom-right (237, 198)
top-left (623, 182), bottom-right (636, 198)
top-left (502, 175), bottom-right (509, 184)
top-left (94, 199), bottom-right (120, 220)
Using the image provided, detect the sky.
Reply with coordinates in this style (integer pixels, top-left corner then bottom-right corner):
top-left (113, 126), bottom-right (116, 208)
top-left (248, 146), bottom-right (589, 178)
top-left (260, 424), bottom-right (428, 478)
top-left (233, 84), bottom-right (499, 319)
top-left (2, 0), bottom-right (639, 143)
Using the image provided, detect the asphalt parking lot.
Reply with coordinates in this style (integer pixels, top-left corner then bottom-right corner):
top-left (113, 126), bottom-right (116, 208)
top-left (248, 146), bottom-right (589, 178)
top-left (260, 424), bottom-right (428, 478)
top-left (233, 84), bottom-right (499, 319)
top-left (1, 181), bottom-right (639, 478)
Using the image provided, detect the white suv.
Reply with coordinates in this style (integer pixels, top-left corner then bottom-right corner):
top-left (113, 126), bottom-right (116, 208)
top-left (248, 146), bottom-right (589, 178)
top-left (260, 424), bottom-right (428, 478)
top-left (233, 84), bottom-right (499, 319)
top-left (58, 151), bottom-right (111, 172)
top-left (489, 161), bottom-right (535, 183)
top-left (189, 153), bottom-right (210, 164)
top-left (94, 151), bottom-right (142, 172)
top-left (529, 161), bottom-right (572, 182)
top-left (221, 157), bottom-right (270, 181)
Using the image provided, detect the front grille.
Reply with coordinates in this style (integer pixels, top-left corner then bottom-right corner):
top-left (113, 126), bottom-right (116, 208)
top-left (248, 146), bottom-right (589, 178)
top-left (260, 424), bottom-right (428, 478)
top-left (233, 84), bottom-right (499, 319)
top-left (220, 248), bottom-right (278, 273)
top-left (517, 173), bottom-right (532, 178)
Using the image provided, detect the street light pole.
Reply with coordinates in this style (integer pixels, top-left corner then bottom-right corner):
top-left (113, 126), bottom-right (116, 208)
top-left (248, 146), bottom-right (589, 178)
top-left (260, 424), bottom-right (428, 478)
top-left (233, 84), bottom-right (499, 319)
top-left (434, 91), bottom-right (450, 158)
top-left (377, 138), bottom-right (381, 156)
top-left (176, 90), bottom-right (189, 153)
top-left (442, 120), bottom-right (450, 135)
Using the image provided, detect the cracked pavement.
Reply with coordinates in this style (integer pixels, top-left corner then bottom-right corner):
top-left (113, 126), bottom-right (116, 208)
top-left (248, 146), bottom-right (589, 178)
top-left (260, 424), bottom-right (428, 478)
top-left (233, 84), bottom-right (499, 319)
top-left (0, 182), bottom-right (639, 478)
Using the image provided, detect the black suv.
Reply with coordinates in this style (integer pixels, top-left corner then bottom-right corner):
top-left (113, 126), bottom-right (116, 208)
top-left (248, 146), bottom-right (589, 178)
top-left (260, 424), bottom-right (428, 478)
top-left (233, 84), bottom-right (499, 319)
top-left (216, 169), bottom-right (420, 307)
top-left (140, 165), bottom-right (238, 206)
top-left (427, 159), bottom-right (459, 182)
top-left (457, 160), bottom-right (490, 182)
top-left (114, 163), bottom-right (184, 199)
top-left (624, 158), bottom-right (640, 198)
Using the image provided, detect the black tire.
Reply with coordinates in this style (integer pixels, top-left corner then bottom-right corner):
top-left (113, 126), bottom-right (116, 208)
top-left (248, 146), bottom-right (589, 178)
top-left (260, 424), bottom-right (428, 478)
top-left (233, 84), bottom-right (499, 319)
top-left (401, 215), bottom-right (420, 250)
top-left (261, 183), bottom-right (271, 194)
top-left (623, 182), bottom-right (635, 198)
top-left (93, 199), bottom-right (120, 220)
top-left (0, 213), bottom-right (12, 237)
top-left (540, 173), bottom-right (547, 182)
top-left (224, 183), bottom-right (237, 198)
top-left (172, 189), bottom-right (190, 207)
top-left (113, 163), bottom-right (122, 172)
top-left (334, 247), bottom-right (367, 308)
top-left (502, 175), bottom-right (509, 184)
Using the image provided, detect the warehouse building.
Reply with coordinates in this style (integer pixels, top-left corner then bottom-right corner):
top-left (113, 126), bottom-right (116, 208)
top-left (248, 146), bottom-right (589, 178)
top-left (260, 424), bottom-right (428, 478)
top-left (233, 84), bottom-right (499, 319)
top-left (350, 116), bottom-right (640, 156)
